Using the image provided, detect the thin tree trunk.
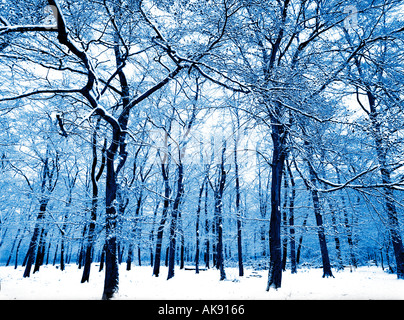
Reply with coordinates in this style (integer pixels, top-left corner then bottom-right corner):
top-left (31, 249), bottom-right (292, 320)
top-left (306, 158), bottom-right (333, 278)
top-left (23, 200), bottom-right (48, 278)
top-left (60, 235), bottom-right (66, 271)
top-left (82, 121), bottom-right (105, 282)
top-left (167, 162), bottom-right (184, 280)
top-left (286, 161), bottom-right (297, 274)
top-left (204, 179), bottom-right (210, 269)
top-left (15, 237), bottom-right (23, 269)
top-left (257, 145), bottom-right (268, 258)
top-left (212, 143), bottom-right (227, 281)
top-left (153, 163), bottom-right (170, 277)
top-left (330, 205), bottom-right (344, 271)
top-left (296, 209), bottom-right (309, 264)
top-left (195, 176), bottom-right (206, 274)
top-left (335, 167), bottom-right (357, 269)
top-left (6, 229), bottom-right (20, 267)
top-left (149, 201), bottom-right (159, 267)
top-left (281, 170), bottom-right (288, 272)
top-left (234, 125), bottom-right (244, 277)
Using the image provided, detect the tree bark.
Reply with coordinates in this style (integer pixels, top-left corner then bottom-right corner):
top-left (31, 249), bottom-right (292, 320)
top-left (281, 171), bottom-right (288, 272)
top-left (153, 163), bottom-right (171, 277)
top-left (286, 161), bottom-right (297, 274)
top-left (234, 123), bottom-right (244, 277)
top-left (306, 156), bottom-right (333, 278)
top-left (216, 145), bottom-right (227, 281)
top-left (167, 162), bottom-right (184, 280)
top-left (102, 140), bottom-right (120, 300)
top-left (204, 179), bottom-right (210, 269)
top-left (195, 176), bottom-right (206, 274)
top-left (266, 110), bottom-right (287, 290)
top-left (24, 199), bottom-right (48, 278)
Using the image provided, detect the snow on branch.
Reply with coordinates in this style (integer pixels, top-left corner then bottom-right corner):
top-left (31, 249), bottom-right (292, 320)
top-left (0, 24), bottom-right (58, 36)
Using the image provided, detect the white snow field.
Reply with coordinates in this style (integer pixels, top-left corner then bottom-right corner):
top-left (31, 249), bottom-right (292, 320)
top-left (0, 264), bottom-right (403, 300)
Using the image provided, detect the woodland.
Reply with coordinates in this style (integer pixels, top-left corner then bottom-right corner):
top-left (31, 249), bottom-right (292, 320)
top-left (0, 0), bottom-right (403, 300)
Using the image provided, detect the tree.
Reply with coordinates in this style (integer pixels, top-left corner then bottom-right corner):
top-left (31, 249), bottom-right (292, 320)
top-left (341, 3), bottom-right (404, 277)
top-left (208, 140), bottom-right (227, 281)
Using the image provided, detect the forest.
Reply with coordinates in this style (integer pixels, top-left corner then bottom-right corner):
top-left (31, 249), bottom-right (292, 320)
top-left (0, 0), bottom-right (403, 300)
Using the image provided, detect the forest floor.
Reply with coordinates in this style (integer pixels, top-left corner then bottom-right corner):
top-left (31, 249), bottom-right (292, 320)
top-left (0, 264), bottom-right (403, 300)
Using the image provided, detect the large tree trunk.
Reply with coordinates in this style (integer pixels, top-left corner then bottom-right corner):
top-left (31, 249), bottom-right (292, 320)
top-left (102, 137), bottom-right (120, 300)
top-left (266, 152), bottom-right (285, 290)
top-left (266, 111), bottom-right (287, 290)
top-left (102, 15), bottom-right (132, 298)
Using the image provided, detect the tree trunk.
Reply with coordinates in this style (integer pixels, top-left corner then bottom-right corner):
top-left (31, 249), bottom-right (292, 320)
top-left (335, 167), bottom-right (357, 269)
top-left (153, 163), bottom-right (170, 277)
top-left (82, 120), bottom-right (105, 282)
top-left (286, 161), bottom-right (297, 274)
top-left (204, 179), bottom-right (210, 269)
top-left (307, 161), bottom-right (333, 278)
top-left (267, 110), bottom-right (287, 290)
top-left (330, 206), bottom-right (344, 271)
top-left (167, 162), bottom-right (184, 280)
top-left (23, 199), bottom-right (48, 278)
top-left (195, 177), bottom-right (206, 274)
top-left (60, 235), bottom-right (66, 271)
top-left (382, 172), bottom-right (404, 278)
top-left (234, 132), bottom-right (244, 277)
top-left (126, 191), bottom-right (141, 271)
top-left (257, 146), bottom-right (268, 258)
top-left (213, 144), bottom-right (227, 281)
top-left (6, 229), bottom-right (20, 267)
top-left (179, 211), bottom-right (185, 270)
top-left (296, 211), bottom-right (309, 265)
top-left (102, 144), bottom-right (120, 300)
top-left (149, 201), bottom-right (159, 267)
top-left (281, 171), bottom-right (288, 272)
top-left (15, 237), bottom-right (23, 269)
top-left (214, 191), bottom-right (226, 280)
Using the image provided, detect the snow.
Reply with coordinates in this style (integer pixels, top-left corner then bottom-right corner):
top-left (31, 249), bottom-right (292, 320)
top-left (0, 264), bottom-right (403, 300)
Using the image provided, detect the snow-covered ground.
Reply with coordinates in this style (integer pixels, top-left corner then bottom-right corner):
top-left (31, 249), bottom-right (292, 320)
top-left (0, 264), bottom-right (403, 300)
